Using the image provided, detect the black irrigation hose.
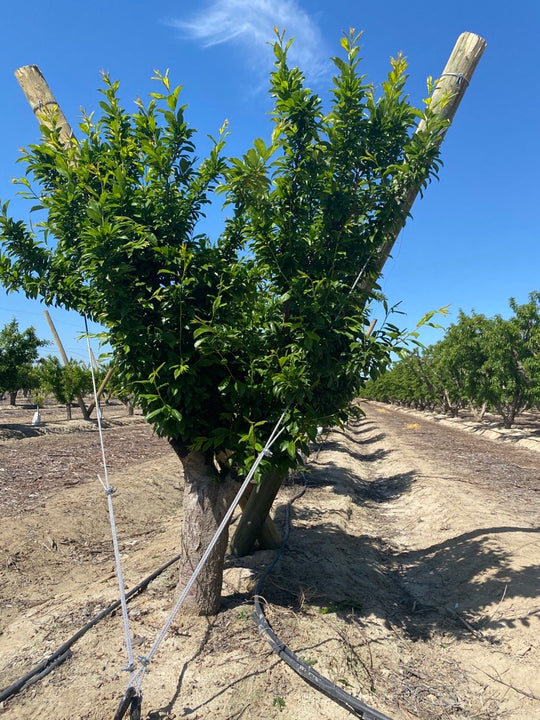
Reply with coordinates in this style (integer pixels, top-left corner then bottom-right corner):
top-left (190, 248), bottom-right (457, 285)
top-left (251, 476), bottom-right (395, 720)
top-left (0, 552), bottom-right (182, 705)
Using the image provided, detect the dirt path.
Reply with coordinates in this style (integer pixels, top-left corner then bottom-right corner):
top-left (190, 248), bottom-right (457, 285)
top-left (0, 403), bottom-right (538, 719)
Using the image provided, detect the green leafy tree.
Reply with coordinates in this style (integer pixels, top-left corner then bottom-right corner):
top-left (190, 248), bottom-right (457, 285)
top-left (363, 350), bottom-right (438, 410)
top-left (425, 311), bottom-right (490, 416)
top-left (509, 292), bottom-right (540, 402)
top-left (0, 319), bottom-right (47, 404)
top-left (37, 355), bottom-right (93, 419)
top-left (363, 298), bottom-right (540, 427)
top-left (102, 363), bottom-right (136, 415)
top-left (0, 32), bottom-right (446, 614)
top-left (478, 312), bottom-right (538, 428)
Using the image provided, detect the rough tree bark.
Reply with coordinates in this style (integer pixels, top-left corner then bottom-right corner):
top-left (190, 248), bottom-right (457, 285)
top-left (230, 470), bottom-right (285, 557)
top-left (173, 450), bottom-right (238, 615)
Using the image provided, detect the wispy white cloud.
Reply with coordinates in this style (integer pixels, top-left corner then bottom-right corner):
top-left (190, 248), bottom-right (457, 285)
top-left (171, 0), bottom-right (329, 81)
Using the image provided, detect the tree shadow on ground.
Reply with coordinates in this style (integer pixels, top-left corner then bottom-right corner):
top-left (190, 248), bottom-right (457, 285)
top-left (263, 457), bottom-right (540, 643)
top-left (302, 459), bottom-right (414, 505)
top-left (0, 423), bottom-right (43, 439)
top-left (331, 426), bottom-right (387, 446)
top-left (320, 441), bottom-right (390, 465)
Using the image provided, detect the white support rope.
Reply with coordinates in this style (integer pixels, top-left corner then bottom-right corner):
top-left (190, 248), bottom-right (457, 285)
top-left (84, 319), bottom-right (135, 673)
top-left (128, 410), bottom-right (288, 693)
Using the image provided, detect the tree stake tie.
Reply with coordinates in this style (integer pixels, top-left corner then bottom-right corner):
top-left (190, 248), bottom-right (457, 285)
top-left (31, 98), bottom-right (59, 113)
top-left (439, 71), bottom-right (469, 86)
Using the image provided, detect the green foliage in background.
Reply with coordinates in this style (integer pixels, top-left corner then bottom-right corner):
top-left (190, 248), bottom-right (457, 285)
top-left (37, 355), bottom-right (92, 413)
top-left (362, 293), bottom-right (540, 427)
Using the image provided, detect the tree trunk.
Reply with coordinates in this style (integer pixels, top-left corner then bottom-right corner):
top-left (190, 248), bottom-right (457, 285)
top-left (66, 403), bottom-right (72, 420)
top-left (175, 450), bottom-right (237, 615)
top-left (230, 470), bottom-right (285, 557)
top-left (238, 483), bottom-right (282, 551)
top-left (9, 390), bottom-right (17, 406)
top-left (473, 402), bottom-right (488, 421)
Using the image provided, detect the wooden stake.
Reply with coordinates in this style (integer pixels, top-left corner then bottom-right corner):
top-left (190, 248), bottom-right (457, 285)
top-left (86, 365), bottom-right (116, 418)
top-left (15, 70), bottom-right (107, 421)
top-left (15, 65), bottom-right (74, 146)
top-left (367, 32), bottom-right (487, 282)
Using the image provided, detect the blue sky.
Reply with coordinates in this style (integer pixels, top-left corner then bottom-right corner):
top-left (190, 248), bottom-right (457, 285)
top-left (0, 0), bottom-right (538, 361)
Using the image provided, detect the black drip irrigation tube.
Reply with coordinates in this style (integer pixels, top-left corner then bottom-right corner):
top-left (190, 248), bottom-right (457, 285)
top-left (0, 552), bottom-right (181, 705)
top-left (250, 478), bottom-right (395, 720)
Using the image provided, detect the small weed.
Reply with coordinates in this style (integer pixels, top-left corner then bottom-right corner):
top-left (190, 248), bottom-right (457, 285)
top-left (273, 695), bottom-right (286, 712)
top-left (303, 657), bottom-right (317, 667)
top-left (318, 600), bottom-right (364, 614)
top-left (237, 608), bottom-right (250, 621)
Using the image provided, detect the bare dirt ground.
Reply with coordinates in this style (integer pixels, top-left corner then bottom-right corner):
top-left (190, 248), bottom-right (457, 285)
top-left (0, 399), bottom-right (538, 720)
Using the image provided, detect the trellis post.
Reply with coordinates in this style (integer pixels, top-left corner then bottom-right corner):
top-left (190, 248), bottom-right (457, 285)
top-left (15, 65), bottom-right (74, 145)
top-left (366, 32), bottom-right (487, 282)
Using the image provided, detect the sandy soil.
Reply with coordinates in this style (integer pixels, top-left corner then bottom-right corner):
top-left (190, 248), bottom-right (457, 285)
top-left (0, 400), bottom-right (538, 720)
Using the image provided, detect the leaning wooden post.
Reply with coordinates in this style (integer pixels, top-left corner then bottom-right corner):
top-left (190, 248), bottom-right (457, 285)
top-left (86, 365), bottom-right (116, 417)
top-left (230, 32), bottom-right (486, 558)
top-left (17, 69), bottom-right (96, 420)
top-left (367, 32), bottom-right (487, 282)
top-left (15, 65), bottom-right (74, 146)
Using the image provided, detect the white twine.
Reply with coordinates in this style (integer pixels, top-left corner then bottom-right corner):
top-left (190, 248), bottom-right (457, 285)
top-left (84, 320), bottom-right (135, 673)
top-left (129, 410), bottom-right (288, 692)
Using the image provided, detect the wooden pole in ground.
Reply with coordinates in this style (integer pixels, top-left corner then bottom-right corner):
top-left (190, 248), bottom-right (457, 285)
top-left (15, 65), bottom-right (74, 146)
top-left (86, 365), bottom-right (116, 418)
top-left (365, 32), bottom-right (487, 283)
top-left (43, 310), bottom-right (90, 420)
top-left (16, 69), bottom-right (115, 420)
top-left (230, 31), bottom-right (486, 558)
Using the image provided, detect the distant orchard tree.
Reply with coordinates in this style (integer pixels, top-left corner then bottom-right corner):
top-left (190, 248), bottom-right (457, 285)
top-left (0, 319), bottom-right (47, 405)
top-left (37, 355), bottom-right (93, 419)
top-left (363, 294), bottom-right (540, 428)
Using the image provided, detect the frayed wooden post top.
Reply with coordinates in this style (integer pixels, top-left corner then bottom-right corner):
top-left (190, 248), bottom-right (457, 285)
top-left (425, 31), bottom-right (487, 127)
top-left (15, 64), bottom-right (74, 145)
top-left (367, 31), bottom-right (487, 283)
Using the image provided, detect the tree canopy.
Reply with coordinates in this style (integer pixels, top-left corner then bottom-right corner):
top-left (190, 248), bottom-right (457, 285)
top-left (37, 355), bottom-right (93, 417)
top-left (0, 31), bottom-right (447, 475)
top-left (0, 30), bottom-right (455, 615)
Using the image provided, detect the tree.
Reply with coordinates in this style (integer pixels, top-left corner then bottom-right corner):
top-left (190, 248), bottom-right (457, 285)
top-left (477, 312), bottom-right (538, 428)
top-left (0, 32), bottom-right (446, 614)
top-left (362, 298), bottom-right (540, 427)
top-left (97, 363), bottom-right (135, 415)
top-left (509, 292), bottom-right (540, 403)
top-left (37, 355), bottom-right (93, 419)
top-left (427, 311), bottom-right (490, 417)
top-left (0, 319), bottom-right (47, 404)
